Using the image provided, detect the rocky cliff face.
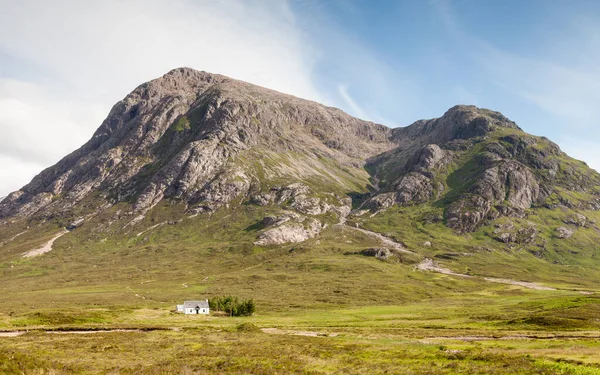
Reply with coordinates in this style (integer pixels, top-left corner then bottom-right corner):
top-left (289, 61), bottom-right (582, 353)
top-left (0, 68), bottom-right (392, 225)
top-left (364, 106), bottom-right (600, 233)
top-left (1, 68), bottom-right (599, 240)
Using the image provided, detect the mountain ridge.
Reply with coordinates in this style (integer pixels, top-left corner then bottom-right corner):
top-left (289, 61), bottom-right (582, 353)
top-left (0, 68), bottom-right (394, 221)
top-left (1, 67), bottom-right (599, 246)
top-left (1, 67), bottom-right (600, 327)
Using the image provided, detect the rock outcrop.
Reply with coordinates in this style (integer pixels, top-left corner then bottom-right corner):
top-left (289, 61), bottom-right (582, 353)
top-left (492, 222), bottom-right (538, 245)
top-left (564, 213), bottom-right (589, 228)
top-left (254, 216), bottom-right (323, 246)
top-left (363, 105), bottom-right (600, 233)
top-left (446, 160), bottom-right (540, 233)
top-left (555, 227), bottom-right (574, 239)
top-left (363, 144), bottom-right (451, 210)
top-left (359, 248), bottom-right (392, 260)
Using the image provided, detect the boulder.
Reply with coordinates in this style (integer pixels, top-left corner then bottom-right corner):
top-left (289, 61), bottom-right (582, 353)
top-left (564, 213), bottom-right (587, 228)
top-left (254, 218), bottom-right (323, 246)
top-left (555, 227), bottom-right (574, 239)
top-left (359, 248), bottom-right (392, 260)
top-left (66, 218), bottom-right (85, 231)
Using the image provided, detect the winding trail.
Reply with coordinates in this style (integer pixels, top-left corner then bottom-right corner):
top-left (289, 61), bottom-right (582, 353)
top-left (4, 328), bottom-right (600, 341)
top-left (340, 221), bottom-right (563, 292)
top-left (0, 331), bottom-right (24, 337)
top-left (416, 258), bottom-right (557, 291)
top-left (0, 230), bottom-right (29, 247)
top-left (22, 230), bottom-right (69, 258)
top-left (47, 329), bottom-right (142, 335)
top-left (483, 277), bottom-right (557, 291)
top-left (416, 258), bottom-right (473, 278)
top-left (0, 329), bottom-right (153, 337)
top-left (420, 333), bottom-right (600, 342)
top-left (137, 221), bottom-right (168, 237)
top-left (261, 328), bottom-right (339, 337)
top-left (337, 220), bottom-right (416, 255)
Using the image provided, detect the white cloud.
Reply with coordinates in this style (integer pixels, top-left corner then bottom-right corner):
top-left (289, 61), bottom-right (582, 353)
top-left (337, 84), bottom-right (367, 119)
top-left (480, 46), bottom-right (600, 125)
top-left (474, 36), bottom-right (600, 171)
top-left (0, 155), bottom-right (47, 199)
top-left (0, 78), bottom-right (102, 163)
top-left (289, 1), bottom-right (421, 126)
top-left (428, 0), bottom-right (600, 169)
top-left (428, 0), bottom-right (458, 32)
top-left (0, 0), bottom-right (322, 196)
top-left (0, 0), bottom-right (321, 102)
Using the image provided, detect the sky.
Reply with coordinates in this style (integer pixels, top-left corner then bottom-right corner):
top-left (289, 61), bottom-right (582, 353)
top-left (0, 0), bottom-right (599, 197)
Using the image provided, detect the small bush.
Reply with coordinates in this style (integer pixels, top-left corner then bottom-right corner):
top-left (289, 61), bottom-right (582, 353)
top-left (209, 296), bottom-right (256, 317)
top-left (173, 116), bottom-right (190, 132)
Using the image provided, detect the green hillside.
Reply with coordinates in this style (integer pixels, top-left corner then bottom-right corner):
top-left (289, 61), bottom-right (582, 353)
top-left (1, 69), bottom-right (600, 374)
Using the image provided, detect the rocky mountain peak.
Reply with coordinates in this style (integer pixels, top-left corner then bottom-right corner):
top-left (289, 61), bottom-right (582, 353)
top-left (0, 68), bottom-right (394, 221)
top-left (1, 69), bottom-right (598, 240)
top-left (366, 104), bottom-right (600, 233)
top-left (442, 104), bottom-right (519, 128)
top-left (390, 105), bottom-right (521, 148)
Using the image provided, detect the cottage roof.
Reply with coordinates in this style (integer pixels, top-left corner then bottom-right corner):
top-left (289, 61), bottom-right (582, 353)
top-left (183, 300), bottom-right (209, 309)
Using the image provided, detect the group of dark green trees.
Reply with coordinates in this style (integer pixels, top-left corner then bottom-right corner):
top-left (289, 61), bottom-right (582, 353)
top-left (208, 296), bottom-right (256, 316)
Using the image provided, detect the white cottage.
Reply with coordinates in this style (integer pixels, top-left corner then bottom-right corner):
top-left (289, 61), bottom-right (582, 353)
top-left (177, 300), bottom-right (210, 315)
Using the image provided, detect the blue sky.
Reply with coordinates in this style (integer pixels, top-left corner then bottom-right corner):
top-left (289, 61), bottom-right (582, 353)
top-left (294, 0), bottom-right (600, 141)
top-left (0, 0), bottom-right (599, 196)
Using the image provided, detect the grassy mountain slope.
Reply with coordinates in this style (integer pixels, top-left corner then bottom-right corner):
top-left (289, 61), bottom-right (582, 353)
top-left (0, 68), bottom-right (599, 309)
top-left (1, 68), bottom-right (600, 374)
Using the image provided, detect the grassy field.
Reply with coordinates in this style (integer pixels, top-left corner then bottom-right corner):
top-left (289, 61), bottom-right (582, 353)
top-left (1, 194), bottom-right (600, 373)
top-left (2, 297), bottom-right (600, 374)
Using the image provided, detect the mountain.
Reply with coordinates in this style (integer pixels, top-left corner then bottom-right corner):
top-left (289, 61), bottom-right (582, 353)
top-left (1, 67), bottom-right (600, 310)
top-left (365, 106), bottom-right (600, 233)
top-left (2, 68), bottom-right (599, 236)
top-left (0, 68), bottom-right (392, 225)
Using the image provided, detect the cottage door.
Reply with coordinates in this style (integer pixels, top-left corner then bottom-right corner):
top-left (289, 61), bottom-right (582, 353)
top-left (195, 307), bottom-right (200, 314)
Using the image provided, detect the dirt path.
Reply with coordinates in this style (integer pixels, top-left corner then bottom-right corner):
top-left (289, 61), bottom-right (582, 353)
top-left (137, 221), bottom-right (167, 237)
top-left (483, 277), bottom-right (557, 291)
top-left (416, 258), bottom-right (473, 278)
top-left (341, 224), bottom-right (572, 292)
top-left (0, 331), bottom-right (25, 337)
top-left (1, 328), bottom-right (172, 337)
top-left (421, 332), bottom-right (600, 342)
top-left (416, 258), bottom-right (557, 291)
top-left (0, 230), bottom-right (29, 247)
top-left (22, 230), bottom-right (69, 258)
top-left (341, 224), bottom-right (416, 255)
top-left (47, 329), bottom-right (142, 335)
top-left (261, 328), bottom-right (339, 337)
top-left (4, 328), bottom-right (333, 338)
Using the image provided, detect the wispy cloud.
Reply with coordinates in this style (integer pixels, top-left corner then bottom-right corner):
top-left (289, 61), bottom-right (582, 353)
top-left (0, 0), bottom-right (321, 102)
top-left (480, 46), bottom-right (600, 125)
top-left (0, 0), bottom-right (322, 196)
top-left (337, 84), bottom-right (367, 119)
top-left (428, 0), bottom-right (600, 168)
top-left (428, 0), bottom-right (458, 31)
top-left (291, 1), bottom-right (421, 126)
